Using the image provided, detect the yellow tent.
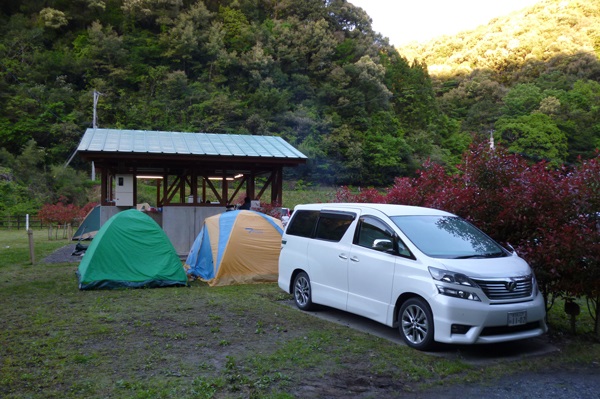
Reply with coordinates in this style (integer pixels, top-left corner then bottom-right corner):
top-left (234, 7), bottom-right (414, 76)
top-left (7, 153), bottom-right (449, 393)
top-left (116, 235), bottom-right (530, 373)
top-left (184, 210), bottom-right (283, 286)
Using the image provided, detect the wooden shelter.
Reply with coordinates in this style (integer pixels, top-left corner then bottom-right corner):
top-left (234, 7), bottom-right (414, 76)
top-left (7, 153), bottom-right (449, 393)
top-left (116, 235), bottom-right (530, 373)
top-left (76, 128), bottom-right (307, 255)
top-left (76, 128), bottom-right (307, 208)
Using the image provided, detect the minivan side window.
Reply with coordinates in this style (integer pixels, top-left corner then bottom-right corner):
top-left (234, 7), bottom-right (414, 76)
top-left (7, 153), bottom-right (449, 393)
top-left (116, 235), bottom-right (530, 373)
top-left (355, 216), bottom-right (413, 258)
top-left (285, 210), bottom-right (319, 238)
top-left (314, 212), bottom-right (355, 242)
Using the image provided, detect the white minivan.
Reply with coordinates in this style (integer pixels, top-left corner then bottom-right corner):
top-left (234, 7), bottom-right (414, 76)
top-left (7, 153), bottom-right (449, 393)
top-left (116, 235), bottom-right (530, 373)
top-left (278, 203), bottom-right (548, 350)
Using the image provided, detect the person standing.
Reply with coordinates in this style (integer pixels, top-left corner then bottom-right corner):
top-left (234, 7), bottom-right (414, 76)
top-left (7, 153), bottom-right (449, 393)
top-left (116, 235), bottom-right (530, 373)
top-left (239, 196), bottom-right (251, 210)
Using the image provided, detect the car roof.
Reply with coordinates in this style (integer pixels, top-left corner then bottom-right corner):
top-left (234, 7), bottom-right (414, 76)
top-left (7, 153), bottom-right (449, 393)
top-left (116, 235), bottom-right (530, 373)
top-left (293, 203), bottom-right (454, 217)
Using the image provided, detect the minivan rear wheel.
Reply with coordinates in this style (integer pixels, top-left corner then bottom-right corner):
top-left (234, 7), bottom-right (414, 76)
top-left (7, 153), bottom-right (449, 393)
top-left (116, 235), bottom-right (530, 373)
top-left (293, 272), bottom-right (313, 311)
top-left (399, 298), bottom-right (434, 351)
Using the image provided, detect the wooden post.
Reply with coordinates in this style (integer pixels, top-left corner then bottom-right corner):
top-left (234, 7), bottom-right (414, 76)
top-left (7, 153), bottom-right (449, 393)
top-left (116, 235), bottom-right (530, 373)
top-left (27, 229), bottom-right (35, 265)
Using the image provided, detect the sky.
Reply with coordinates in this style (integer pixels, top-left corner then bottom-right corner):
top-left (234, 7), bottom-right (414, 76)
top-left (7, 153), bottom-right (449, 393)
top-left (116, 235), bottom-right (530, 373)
top-left (349, 0), bottom-right (544, 46)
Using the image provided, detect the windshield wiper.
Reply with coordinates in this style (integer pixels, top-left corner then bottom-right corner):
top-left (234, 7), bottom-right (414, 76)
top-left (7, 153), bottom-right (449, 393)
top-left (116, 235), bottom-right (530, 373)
top-left (454, 252), bottom-right (504, 259)
top-left (454, 254), bottom-right (486, 259)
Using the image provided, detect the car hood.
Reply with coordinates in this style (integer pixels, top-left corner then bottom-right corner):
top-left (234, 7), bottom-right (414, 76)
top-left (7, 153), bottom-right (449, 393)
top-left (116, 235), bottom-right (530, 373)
top-left (434, 253), bottom-right (532, 278)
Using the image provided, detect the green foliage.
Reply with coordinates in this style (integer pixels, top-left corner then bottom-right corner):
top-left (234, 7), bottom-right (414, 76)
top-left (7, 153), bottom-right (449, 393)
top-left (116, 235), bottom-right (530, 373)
top-left (0, 178), bottom-right (42, 217)
top-left (501, 84), bottom-right (543, 117)
top-left (495, 113), bottom-right (568, 165)
top-left (0, 140), bottom-right (94, 215)
top-left (1, 0), bottom-right (599, 209)
top-left (402, 0), bottom-right (600, 163)
top-left (0, 0), bottom-right (439, 186)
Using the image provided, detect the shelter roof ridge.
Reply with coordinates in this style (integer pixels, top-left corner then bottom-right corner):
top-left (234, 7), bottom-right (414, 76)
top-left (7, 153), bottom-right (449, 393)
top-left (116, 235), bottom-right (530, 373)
top-left (77, 128), bottom-right (307, 160)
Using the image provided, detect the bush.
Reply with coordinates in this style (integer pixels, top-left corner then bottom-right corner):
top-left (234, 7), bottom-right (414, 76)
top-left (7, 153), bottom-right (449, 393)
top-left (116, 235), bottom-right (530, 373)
top-left (37, 197), bottom-right (85, 225)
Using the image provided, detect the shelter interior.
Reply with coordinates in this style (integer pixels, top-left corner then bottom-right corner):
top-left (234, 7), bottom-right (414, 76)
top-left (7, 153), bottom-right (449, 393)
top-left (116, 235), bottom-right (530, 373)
top-left (96, 157), bottom-right (290, 209)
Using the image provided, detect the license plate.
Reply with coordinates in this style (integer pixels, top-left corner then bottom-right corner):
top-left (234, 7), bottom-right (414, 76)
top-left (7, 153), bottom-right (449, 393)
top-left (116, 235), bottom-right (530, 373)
top-left (508, 311), bottom-right (527, 326)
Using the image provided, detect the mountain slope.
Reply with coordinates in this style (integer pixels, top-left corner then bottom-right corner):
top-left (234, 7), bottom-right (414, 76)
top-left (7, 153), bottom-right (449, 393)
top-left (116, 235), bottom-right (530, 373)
top-left (399, 0), bottom-right (600, 79)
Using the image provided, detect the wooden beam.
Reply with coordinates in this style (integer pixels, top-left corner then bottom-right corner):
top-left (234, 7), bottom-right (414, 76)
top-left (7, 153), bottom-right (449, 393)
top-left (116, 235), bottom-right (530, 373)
top-left (221, 173), bottom-right (228, 206)
top-left (273, 167), bottom-right (283, 205)
top-left (228, 176), bottom-right (247, 205)
top-left (165, 175), bottom-right (182, 204)
top-left (256, 171), bottom-right (274, 202)
top-left (100, 168), bottom-right (108, 206)
top-left (203, 177), bottom-right (222, 203)
top-left (133, 167), bottom-right (138, 206)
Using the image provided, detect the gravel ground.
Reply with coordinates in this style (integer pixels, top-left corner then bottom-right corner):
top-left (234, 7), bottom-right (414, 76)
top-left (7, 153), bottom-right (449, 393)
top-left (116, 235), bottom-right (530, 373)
top-left (42, 244), bottom-right (600, 398)
top-left (42, 243), bottom-right (85, 263)
top-left (416, 365), bottom-right (600, 399)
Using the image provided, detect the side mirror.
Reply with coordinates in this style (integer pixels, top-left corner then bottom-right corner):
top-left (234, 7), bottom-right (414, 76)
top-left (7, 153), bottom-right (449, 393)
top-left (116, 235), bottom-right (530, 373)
top-left (373, 239), bottom-right (393, 251)
top-left (506, 242), bottom-right (516, 255)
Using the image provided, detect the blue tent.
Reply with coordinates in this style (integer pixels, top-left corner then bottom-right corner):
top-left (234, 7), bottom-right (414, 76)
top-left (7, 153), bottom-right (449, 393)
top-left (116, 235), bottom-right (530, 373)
top-left (72, 205), bottom-right (100, 241)
top-left (185, 210), bottom-right (283, 286)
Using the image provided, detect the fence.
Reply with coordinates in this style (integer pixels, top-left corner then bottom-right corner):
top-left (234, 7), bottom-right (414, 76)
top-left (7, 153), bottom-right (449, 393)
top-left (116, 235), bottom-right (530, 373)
top-left (0, 215), bottom-right (49, 230)
top-left (0, 216), bottom-right (80, 238)
top-left (1, 216), bottom-right (80, 241)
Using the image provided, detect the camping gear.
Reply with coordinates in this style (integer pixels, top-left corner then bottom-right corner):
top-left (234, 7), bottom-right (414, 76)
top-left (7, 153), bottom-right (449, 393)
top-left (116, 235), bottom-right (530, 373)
top-left (72, 205), bottom-right (101, 241)
top-left (185, 210), bottom-right (283, 287)
top-left (71, 242), bottom-right (88, 257)
top-left (77, 209), bottom-right (188, 290)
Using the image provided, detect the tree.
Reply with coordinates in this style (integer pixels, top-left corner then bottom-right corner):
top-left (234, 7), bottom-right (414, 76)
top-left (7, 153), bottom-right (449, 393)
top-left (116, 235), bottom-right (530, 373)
top-left (501, 84), bottom-right (543, 117)
top-left (76, 21), bottom-right (129, 80)
top-left (0, 166), bottom-right (41, 217)
top-left (495, 113), bottom-right (568, 165)
top-left (564, 156), bottom-right (600, 334)
top-left (38, 198), bottom-right (83, 226)
top-left (555, 80), bottom-right (600, 161)
top-left (158, 1), bottom-right (213, 70)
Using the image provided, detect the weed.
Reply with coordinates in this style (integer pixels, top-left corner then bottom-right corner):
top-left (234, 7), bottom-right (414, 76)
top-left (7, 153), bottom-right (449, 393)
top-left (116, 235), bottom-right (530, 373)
top-left (255, 320), bottom-right (265, 334)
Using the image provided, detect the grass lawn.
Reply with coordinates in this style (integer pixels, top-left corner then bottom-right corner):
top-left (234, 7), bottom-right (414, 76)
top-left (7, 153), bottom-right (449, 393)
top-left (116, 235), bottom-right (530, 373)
top-left (0, 229), bottom-right (598, 398)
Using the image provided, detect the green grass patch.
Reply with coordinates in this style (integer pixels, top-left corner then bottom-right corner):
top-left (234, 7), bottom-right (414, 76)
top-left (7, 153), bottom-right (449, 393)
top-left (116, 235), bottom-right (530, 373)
top-left (280, 184), bottom-right (338, 208)
top-left (0, 230), bottom-right (598, 398)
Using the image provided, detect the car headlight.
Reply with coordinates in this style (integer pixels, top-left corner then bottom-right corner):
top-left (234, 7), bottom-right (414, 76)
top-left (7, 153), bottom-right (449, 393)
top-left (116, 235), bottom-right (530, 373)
top-left (429, 267), bottom-right (481, 301)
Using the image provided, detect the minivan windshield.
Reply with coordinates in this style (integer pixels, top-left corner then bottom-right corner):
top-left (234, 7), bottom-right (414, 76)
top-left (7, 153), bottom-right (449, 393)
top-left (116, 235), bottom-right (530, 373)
top-left (390, 215), bottom-right (506, 259)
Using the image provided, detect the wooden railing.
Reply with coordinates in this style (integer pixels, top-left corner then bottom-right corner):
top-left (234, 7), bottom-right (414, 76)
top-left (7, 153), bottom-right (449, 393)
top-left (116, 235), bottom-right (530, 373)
top-left (0, 216), bottom-right (80, 230)
top-left (0, 216), bottom-right (82, 240)
top-left (0, 216), bottom-right (48, 230)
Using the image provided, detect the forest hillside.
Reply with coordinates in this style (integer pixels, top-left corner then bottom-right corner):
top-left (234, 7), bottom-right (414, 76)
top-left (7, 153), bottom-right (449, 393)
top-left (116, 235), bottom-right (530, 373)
top-left (0, 0), bottom-right (438, 188)
top-left (400, 0), bottom-right (600, 163)
top-left (0, 0), bottom-right (599, 215)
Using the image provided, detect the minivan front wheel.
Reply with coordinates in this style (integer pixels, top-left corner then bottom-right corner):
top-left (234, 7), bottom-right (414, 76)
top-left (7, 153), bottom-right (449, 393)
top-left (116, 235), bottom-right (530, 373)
top-left (399, 298), bottom-right (434, 351)
top-left (293, 272), bottom-right (313, 311)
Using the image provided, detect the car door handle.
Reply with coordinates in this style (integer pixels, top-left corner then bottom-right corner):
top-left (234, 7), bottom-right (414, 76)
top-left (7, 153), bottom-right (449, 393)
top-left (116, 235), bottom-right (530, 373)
top-left (339, 253), bottom-right (348, 260)
top-left (350, 257), bottom-right (359, 262)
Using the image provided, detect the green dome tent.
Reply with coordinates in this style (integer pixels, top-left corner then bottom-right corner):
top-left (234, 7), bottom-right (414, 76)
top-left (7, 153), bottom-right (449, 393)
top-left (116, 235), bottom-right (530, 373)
top-left (77, 209), bottom-right (188, 290)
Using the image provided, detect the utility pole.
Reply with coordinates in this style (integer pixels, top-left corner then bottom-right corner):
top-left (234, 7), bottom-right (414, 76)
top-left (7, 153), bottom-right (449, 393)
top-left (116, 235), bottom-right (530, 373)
top-left (64, 90), bottom-right (102, 171)
top-left (91, 90), bottom-right (102, 180)
top-left (93, 90), bottom-right (101, 128)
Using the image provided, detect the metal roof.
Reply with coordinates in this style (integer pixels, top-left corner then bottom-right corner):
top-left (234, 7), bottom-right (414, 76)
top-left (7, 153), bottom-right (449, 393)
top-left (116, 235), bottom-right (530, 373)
top-left (77, 128), bottom-right (307, 160)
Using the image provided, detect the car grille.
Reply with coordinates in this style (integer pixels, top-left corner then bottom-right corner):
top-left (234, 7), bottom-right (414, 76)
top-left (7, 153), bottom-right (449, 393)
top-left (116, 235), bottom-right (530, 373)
top-left (472, 275), bottom-right (533, 300)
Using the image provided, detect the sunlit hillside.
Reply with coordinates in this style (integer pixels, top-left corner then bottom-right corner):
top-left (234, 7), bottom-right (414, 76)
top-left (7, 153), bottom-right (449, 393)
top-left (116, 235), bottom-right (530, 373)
top-left (399, 0), bottom-right (600, 78)
top-left (392, 0), bottom-right (600, 165)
